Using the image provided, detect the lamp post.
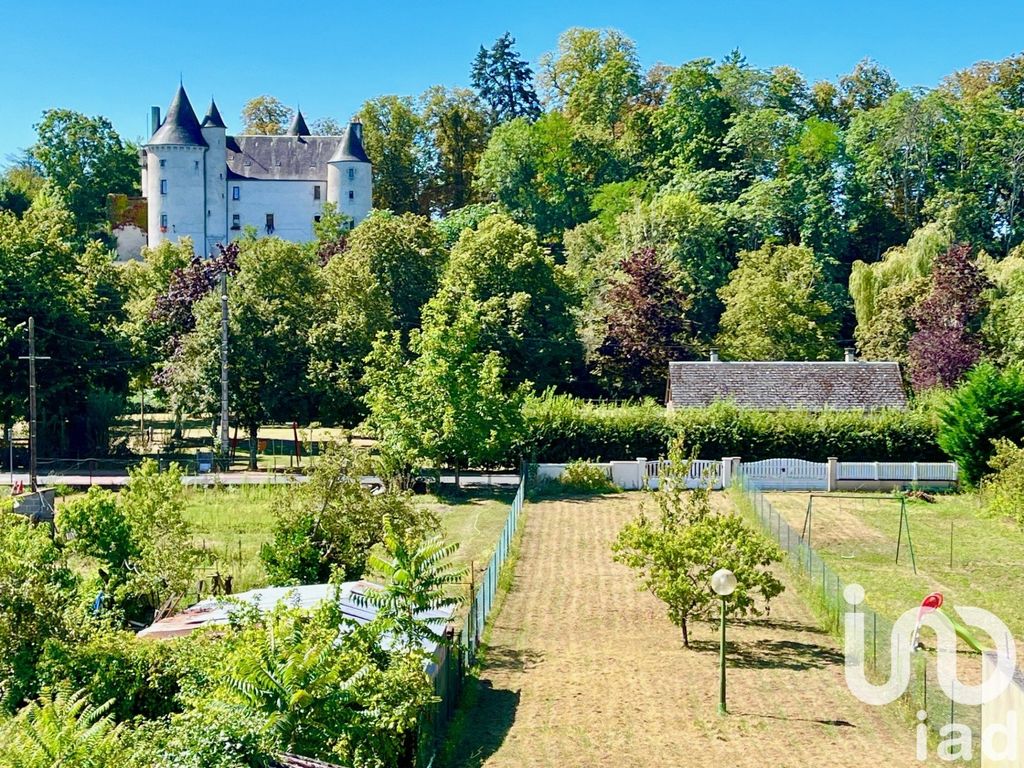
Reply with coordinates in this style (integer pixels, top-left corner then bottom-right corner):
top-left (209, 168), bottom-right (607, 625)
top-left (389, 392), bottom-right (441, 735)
top-left (711, 567), bottom-right (737, 715)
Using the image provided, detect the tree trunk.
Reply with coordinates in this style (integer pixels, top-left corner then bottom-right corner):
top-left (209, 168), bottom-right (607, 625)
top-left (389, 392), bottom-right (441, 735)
top-left (681, 618), bottom-right (689, 648)
top-left (248, 424), bottom-right (259, 471)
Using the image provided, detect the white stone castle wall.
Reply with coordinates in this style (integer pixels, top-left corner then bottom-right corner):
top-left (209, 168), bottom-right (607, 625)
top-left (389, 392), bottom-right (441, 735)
top-left (227, 179), bottom-right (328, 244)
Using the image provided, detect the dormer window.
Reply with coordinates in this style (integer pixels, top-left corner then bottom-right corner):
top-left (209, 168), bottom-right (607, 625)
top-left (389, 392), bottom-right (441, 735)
top-left (160, 179), bottom-right (167, 195)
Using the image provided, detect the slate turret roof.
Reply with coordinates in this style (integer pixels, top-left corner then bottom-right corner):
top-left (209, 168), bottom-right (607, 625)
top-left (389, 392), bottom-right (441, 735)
top-left (329, 121), bottom-right (371, 163)
top-left (286, 110), bottom-right (311, 136)
top-left (148, 86), bottom-right (207, 147)
top-left (666, 361), bottom-right (908, 411)
top-left (201, 98), bottom-right (226, 129)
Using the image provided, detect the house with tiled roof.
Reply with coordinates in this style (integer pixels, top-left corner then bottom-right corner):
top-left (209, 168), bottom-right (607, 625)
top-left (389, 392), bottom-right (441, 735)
top-left (139, 85), bottom-right (371, 257)
top-left (665, 349), bottom-right (908, 411)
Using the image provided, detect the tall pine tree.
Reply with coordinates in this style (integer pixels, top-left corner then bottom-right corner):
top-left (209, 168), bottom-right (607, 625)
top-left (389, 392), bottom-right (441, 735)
top-left (471, 33), bottom-right (542, 123)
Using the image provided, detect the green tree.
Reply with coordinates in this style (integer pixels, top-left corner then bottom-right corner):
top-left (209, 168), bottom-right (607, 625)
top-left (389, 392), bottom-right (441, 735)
top-left (471, 32), bottom-right (542, 123)
top-left (420, 86), bottom-right (491, 213)
top-left (937, 363), bottom-right (1024, 486)
top-left (612, 444), bottom-right (784, 647)
top-left (539, 27), bottom-right (641, 134)
top-left (358, 95), bottom-right (427, 213)
top-left (716, 244), bottom-right (841, 360)
top-left (435, 214), bottom-right (582, 390)
top-left (168, 237), bottom-right (321, 468)
top-left (260, 442), bottom-right (435, 583)
top-left (364, 296), bottom-right (526, 485)
top-left (240, 95), bottom-right (294, 135)
top-left (31, 109), bottom-right (138, 236)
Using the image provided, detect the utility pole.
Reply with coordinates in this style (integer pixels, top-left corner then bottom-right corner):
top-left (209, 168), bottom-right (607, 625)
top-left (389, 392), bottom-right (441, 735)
top-left (219, 273), bottom-right (230, 456)
top-left (18, 317), bottom-right (50, 491)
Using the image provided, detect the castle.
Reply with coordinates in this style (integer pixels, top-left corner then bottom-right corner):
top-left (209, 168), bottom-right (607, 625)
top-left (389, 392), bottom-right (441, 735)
top-left (140, 85), bottom-right (372, 256)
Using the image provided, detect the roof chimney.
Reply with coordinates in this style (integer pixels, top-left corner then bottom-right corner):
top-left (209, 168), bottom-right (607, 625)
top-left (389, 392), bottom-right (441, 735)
top-left (149, 106), bottom-right (161, 137)
top-left (844, 347), bottom-right (856, 363)
top-left (709, 348), bottom-right (720, 363)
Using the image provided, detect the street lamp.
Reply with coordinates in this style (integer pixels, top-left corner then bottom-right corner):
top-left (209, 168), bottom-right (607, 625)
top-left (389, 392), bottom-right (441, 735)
top-left (711, 567), bottom-right (737, 715)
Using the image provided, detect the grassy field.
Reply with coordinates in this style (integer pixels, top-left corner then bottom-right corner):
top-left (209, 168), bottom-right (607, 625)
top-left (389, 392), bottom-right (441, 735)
top-left (763, 491), bottom-right (1024, 638)
top-left (443, 492), bottom-right (929, 767)
top-left (181, 485), bottom-right (515, 595)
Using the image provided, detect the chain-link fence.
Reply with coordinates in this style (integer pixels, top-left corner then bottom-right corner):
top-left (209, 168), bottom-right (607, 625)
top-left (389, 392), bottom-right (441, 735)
top-left (735, 470), bottom-right (982, 754)
top-left (418, 471), bottom-right (526, 765)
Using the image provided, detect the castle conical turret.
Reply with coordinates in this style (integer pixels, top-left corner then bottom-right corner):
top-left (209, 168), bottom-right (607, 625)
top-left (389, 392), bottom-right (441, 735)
top-left (148, 85), bottom-right (207, 146)
top-left (286, 109), bottom-right (311, 137)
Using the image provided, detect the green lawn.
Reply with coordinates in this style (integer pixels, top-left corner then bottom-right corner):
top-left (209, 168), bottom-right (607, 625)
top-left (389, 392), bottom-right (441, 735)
top-left (182, 485), bottom-right (515, 595)
top-left (764, 491), bottom-right (1024, 638)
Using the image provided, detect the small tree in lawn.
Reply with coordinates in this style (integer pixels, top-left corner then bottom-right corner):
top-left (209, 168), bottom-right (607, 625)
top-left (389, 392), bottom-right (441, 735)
top-left (908, 243), bottom-right (991, 391)
top-left (612, 441), bottom-right (784, 647)
top-left (363, 295), bottom-right (526, 486)
top-left (597, 247), bottom-right (692, 397)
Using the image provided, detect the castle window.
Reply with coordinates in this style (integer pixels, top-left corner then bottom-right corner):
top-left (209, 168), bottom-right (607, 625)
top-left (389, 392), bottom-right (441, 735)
top-left (160, 179), bottom-right (167, 195)
top-left (265, 214), bottom-right (275, 234)
top-left (348, 190), bottom-right (354, 200)
top-left (231, 214), bottom-right (240, 230)
top-left (313, 185), bottom-right (321, 200)
top-left (160, 213), bottom-right (168, 230)
top-left (232, 186), bottom-right (240, 200)
top-left (314, 215), bottom-right (321, 223)
top-left (348, 167), bottom-right (355, 181)
top-left (160, 159), bottom-right (166, 167)
top-left (194, 161), bottom-right (199, 170)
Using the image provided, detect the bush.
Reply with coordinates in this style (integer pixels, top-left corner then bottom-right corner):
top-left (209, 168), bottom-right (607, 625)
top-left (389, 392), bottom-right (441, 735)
top-left (559, 460), bottom-right (618, 494)
top-left (981, 439), bottom-right (1024, 526)
top-left (938, 364), bottom-right (1024, 486)
top-left (516, 393), bottom-right (942, 463)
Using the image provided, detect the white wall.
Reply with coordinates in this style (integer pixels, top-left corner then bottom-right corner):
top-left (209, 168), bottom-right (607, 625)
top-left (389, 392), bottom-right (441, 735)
top-left (228, 179), bottom-right (326, 244)
top-left (202, 126), bottom-right (228, 255)
top-left (327, 161), bottom-right (372, 225)
top-left (146, 144), bottom-right (207, 250)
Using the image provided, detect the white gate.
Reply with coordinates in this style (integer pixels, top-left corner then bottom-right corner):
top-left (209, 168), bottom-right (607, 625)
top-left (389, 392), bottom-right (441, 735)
top-left (741, 458), bottom-right (826, 491)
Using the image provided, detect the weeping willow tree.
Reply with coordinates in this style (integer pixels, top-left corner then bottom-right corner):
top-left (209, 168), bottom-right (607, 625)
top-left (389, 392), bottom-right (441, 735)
top-left (849, 222), bottom-right (952, 331)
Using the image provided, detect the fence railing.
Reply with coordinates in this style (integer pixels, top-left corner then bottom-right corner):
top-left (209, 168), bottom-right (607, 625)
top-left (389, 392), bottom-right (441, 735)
top-left (735, 470), bottom-right (981, 751)
top-left (419, 472), bottom-right (527, 765)
top-left (837, 461), bottom-right (959, 482)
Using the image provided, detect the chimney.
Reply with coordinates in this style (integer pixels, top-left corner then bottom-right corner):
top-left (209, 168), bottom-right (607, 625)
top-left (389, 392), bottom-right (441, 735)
top-left (709, 348), bottom-right (720, 363)
top-left (844, 347), bottom-right (856, 363)
top-left (149, 106), bottom-right (161, 137)
top-left (351, 117), bottom-right (363, 143)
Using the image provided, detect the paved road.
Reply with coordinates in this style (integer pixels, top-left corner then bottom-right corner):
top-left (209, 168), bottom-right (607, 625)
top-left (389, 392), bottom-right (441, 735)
top-left (6, 471), bottom-right (520, 489)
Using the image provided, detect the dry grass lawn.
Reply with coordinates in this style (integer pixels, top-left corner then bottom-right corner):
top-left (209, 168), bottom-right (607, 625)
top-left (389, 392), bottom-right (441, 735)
top-left (444, 492), bottom-right (938, 768)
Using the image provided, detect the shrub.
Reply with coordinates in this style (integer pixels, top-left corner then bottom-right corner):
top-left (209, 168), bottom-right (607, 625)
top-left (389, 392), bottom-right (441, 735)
top-left (938, 364), bottom-right (1024, 486)
top-left (516, 393), bottom-right (942, 463)
top-left (981, 439), bottom-right (1024, 526)
top-left (559, 460), bottom-right (618, 494)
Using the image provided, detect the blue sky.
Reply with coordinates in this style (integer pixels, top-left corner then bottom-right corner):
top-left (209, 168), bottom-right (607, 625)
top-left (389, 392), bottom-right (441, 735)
top-left (3, 0), bottom-right (1024, 159)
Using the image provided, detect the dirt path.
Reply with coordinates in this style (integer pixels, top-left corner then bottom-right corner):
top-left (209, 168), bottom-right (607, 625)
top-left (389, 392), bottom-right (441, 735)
top-left (444, 493), bottom-right (934, 768)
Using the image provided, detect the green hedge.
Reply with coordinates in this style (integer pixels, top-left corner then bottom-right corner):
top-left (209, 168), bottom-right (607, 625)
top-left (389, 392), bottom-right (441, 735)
top-left (515, 395), bottom-right (944, 463)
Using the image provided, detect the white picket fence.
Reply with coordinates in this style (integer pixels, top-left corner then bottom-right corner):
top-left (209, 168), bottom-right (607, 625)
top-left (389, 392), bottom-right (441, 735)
top-left (742, 458), bottom-right (827, 491)
top-left (644, 459), bottom-right (723, 490)
top-left (837, 461), bottom-right (958, 482)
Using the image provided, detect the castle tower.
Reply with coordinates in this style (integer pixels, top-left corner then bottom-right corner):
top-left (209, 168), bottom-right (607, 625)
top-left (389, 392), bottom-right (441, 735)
top-left (286, 109), bottom-right (311, 137)
top-left (327, 119), bottom-right (372, 227)
top-left (200, 98), bottom-right (228, 255)
top-left (144, 85), bottom-right (208, 252)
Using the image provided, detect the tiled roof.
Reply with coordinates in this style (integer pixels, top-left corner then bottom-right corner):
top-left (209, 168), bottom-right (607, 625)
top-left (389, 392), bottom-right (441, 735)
top-left (666, 361), bottom-right (908, 410)
top-left (329, 123), bottom-right (370, 163)
top-left (201, 98), bottom-right (226, 129)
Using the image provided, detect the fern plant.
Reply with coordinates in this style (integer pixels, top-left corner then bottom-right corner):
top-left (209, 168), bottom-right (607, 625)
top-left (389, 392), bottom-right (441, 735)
top-left (364, 523), bottom-right (466, 648)
top-left (0, 686), bottom-right (124, 768)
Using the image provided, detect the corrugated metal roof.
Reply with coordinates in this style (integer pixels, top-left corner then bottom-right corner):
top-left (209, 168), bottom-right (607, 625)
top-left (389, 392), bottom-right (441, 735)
top-left (666, 361), bottom-right (908, 411)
